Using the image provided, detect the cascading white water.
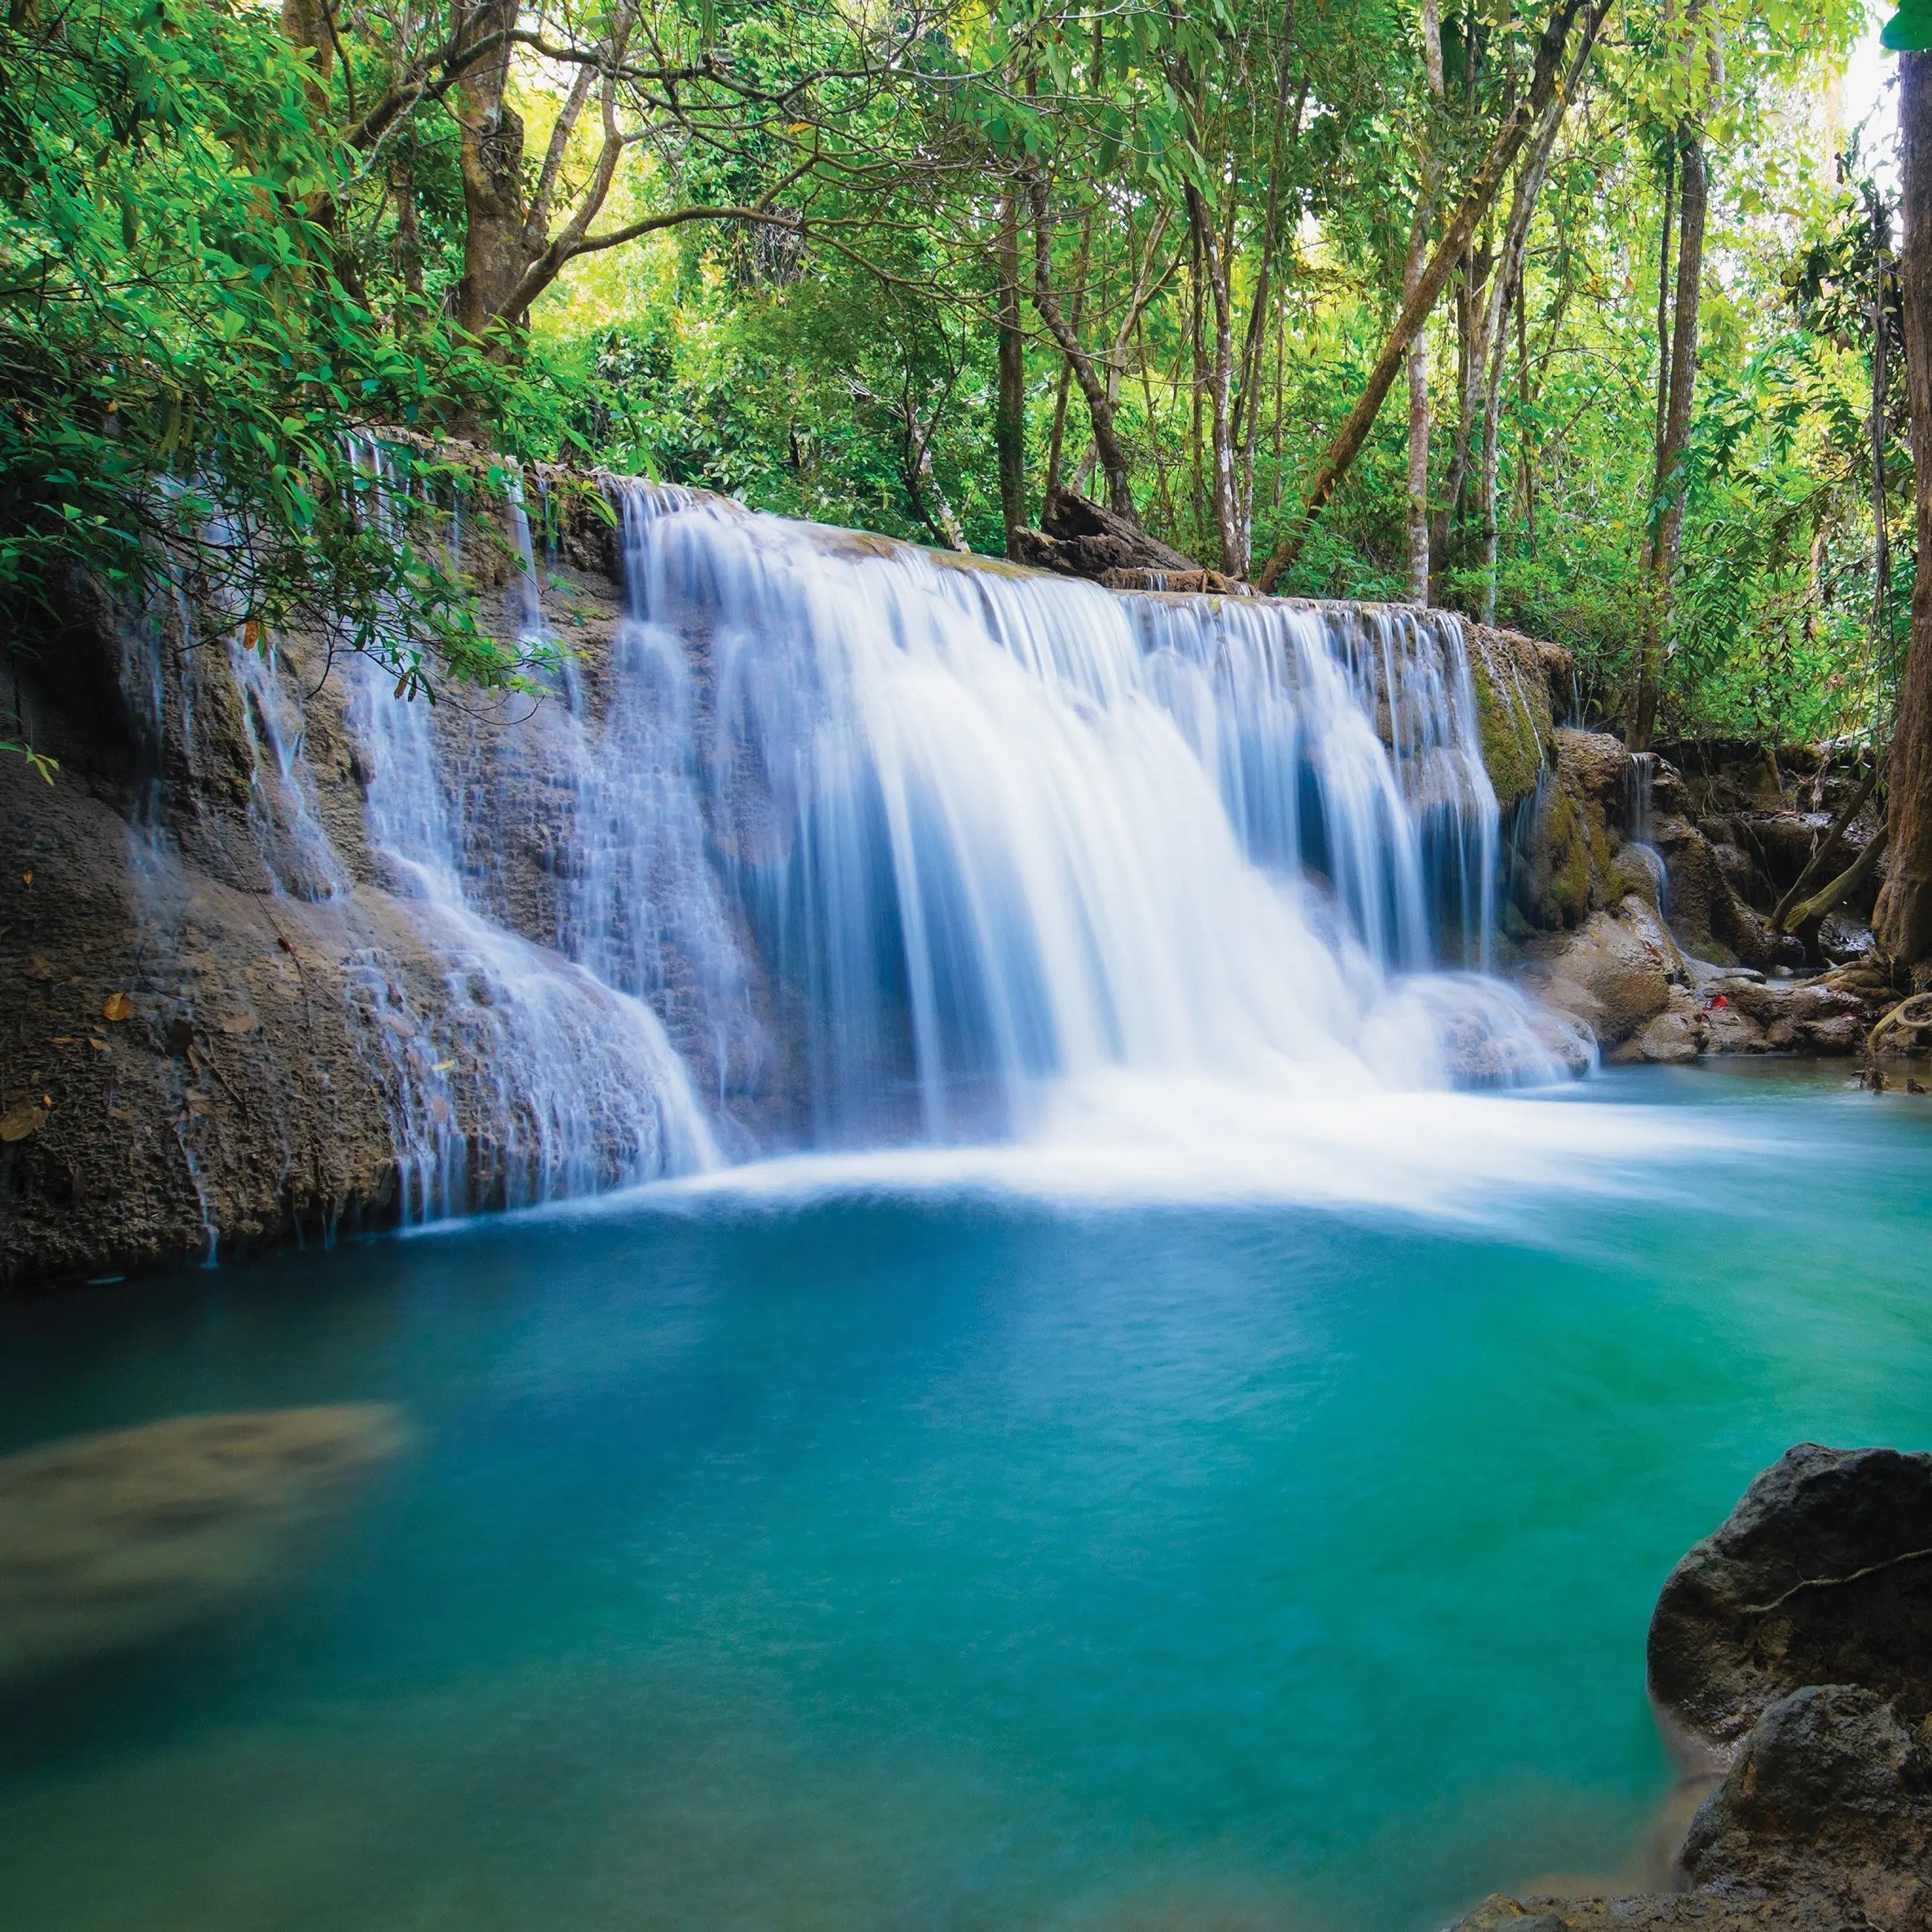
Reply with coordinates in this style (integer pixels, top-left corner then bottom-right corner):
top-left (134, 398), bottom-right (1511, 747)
top-left (119, 450), bottom-right (1585, 1238)
top-left (336, 441), bottom-right (719, 1215)
top-left (597, 484), bottom-right (1577, 1147)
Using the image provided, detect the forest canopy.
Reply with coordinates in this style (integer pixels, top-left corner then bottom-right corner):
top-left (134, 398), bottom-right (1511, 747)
top-left (0, 0), bottom-right (1890, 753)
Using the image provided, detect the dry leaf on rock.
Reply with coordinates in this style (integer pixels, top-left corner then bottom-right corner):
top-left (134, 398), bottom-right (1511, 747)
top-left (101, 993), bottom-right (133, 1022)
top-left (0, 1102), bottom-right (47, 1142)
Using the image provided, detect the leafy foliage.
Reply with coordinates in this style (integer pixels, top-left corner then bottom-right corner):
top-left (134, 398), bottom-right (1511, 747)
top-left (0, 0), bottom-right (1897, 759)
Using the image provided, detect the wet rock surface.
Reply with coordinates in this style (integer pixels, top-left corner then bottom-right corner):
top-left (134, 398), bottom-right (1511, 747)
top-left (1449, 1447), bottom-right (1932, 1932)
top-left (0, 1406), bottom-right (407, 1686)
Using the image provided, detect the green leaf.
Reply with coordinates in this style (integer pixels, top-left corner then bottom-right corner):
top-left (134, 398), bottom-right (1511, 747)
top-left (1883, 2), bottom-right (1932, 49)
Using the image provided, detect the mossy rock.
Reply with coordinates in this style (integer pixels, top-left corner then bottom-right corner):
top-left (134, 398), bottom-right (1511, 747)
top-left (1466, 625), bottom-right (1562, 811)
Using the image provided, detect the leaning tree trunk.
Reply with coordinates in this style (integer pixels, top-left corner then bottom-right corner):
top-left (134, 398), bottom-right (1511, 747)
top-left (1028, 181), bottom-right (1136, 519)
top-left (1184, 180), bottom-right (1242, 574)
top-left (1876, 50), bottom-right (1932, 967)
top-left (1254, 0), bottom-right (1609, 593)
top-left (1632, 132), bottom-right (1707, 751)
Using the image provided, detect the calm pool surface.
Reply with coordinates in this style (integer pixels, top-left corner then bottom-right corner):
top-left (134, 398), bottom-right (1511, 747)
top-left (3, 1062), bottom-right (1930, 1932)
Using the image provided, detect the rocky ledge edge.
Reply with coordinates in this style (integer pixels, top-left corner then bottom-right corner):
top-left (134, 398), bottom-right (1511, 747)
top-left (1451, 1443), bottom-right (1932, 1931)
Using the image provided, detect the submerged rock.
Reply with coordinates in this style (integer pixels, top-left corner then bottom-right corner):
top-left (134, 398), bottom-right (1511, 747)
top-left (0, 1404), bottom-right (408, 1685)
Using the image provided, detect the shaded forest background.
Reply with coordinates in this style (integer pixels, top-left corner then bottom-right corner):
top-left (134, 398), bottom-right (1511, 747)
top-left (0, 0), bottom-right (1898, 753)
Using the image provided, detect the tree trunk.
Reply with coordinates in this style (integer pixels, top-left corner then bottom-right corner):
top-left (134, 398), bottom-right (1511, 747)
top-left (1255, 0), bottom-right (1608, 594)
top-left (1877, 51), bottom-right (1932, 966)
top-left (1633, 132), bottom-right (1707, 750)
top-left (1439, 233), bottom-right (1496, 569)
top-left (392, 155), bottom-right (426, 305)
top-left (1235, 25), bottom-right (1303, 568)
top-left (452, 0), bottom-right (528, 340)
top-left (1652, 148), bottom-right (1677, 464)
top-left (1028, 188), bottom-right (1135, 515)
top-left (996, 191), bottom-right (1028, 551)
top-left (1184, 181), bottom-right (1242, 574)
top-left (1478, 271), bottom-right (1513, 623)
top-left (1405, 0), bottom-right (1447, 604)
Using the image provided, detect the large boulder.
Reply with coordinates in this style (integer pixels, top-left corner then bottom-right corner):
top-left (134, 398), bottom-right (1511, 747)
top-left (1467, 626), bottom-right (1572, 813)
top-left (1520, 895), bottom-right (1683, 1051)
top-left (1504, 730), bottom-right (1628, 935)
top-left (1649, 1445), bottom-right (1932, 1754)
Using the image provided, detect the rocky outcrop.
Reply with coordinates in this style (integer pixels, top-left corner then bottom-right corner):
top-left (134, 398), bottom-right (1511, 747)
top-left (1520, 895), bottom-right (1683, 1051)
top-left (1649, 1446), bottom-right (1932, 1752)
top-left (1468, 626), bottom-right (1575, 814)
top-left (0, 1405), bottom-right (406, 1685)
top-left (1520, 890), bottom-right (1887, 1064)
top-left (1, 501), bottom-right (774, 1289)
top-left (1450, 1447), bottom-right (1932, 1932)
top-left (1007, 489), bottom-right (1230, 588)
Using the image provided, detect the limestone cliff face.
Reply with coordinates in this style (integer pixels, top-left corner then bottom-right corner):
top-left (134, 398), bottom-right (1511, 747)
top-left (1, 504), bottom-right (770, 1290)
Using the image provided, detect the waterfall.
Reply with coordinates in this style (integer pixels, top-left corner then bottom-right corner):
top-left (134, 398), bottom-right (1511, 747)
top-left (597, 484), bottom-right (1575, 1145)
top-left (115, 456), bottom-right (1586, 1239)
top-left (337, 441), bottom-right (719, 1216)
top-left (1624, 750), bottom-right (1670, 920)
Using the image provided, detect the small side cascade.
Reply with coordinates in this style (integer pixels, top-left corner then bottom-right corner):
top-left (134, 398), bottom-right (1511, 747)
top-left (333, 435), bottom-right (721, 1219)
top-left (1627, 751), bottom-right (1659, 846)
top-left (1624, 750), bottom-right (1670, 919)
top-left (505, 473), bottom-right (548, 647)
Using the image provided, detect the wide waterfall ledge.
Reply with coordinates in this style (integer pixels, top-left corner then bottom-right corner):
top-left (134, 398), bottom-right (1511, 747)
top-left (7, 462), bottom-right (1610, 1278)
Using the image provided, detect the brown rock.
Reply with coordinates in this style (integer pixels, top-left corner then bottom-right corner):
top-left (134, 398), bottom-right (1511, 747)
top-left (1648, 1445), bottom-right (1932, 1754)
top-left (1522, 896), bottom-right (1682, 1050)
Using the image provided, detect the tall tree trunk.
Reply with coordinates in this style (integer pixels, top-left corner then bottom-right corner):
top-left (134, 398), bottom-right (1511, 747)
top-left (1184, 181), bottom-right (1242, 574)
top-left (1870, 211), bottom-right (1894, 643)
top-left (1439, 232), bottom-right (1497, 575)
top-left (1633, 133), bottom-right (1707, 750)
top-left (391, 152), bottom-right (426, 310)
top-left (1478, 270), bottom-right (1514, 623)
top-left (1405, 0), bottom-right (1447, 604)
top-left (1255, 0), bottom-right (1610, 593)
top-left (996, 191), bottom-right (1028, 551)
top-left (1234, 22), bottom-right (1303, 566)
top-left (1877, 51), bottom-right (1932, 966)
top-left (1652, 147), bottom-right (1677, 464)
top-left (453, 0), bottom-right (528, 340)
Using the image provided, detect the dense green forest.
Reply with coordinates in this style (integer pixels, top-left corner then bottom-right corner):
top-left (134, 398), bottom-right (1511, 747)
top-left (0, 0), bottom-right (1901, 751)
